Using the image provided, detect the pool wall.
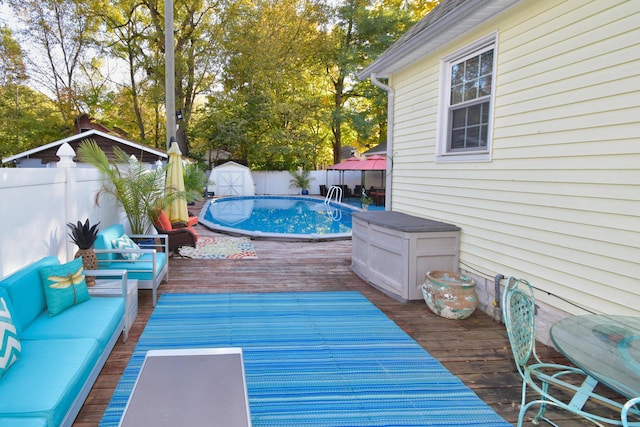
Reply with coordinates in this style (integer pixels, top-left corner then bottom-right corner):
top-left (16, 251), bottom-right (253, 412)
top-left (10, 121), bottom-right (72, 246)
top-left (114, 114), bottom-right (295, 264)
top-left (197, 195), bottom-right (361, 241)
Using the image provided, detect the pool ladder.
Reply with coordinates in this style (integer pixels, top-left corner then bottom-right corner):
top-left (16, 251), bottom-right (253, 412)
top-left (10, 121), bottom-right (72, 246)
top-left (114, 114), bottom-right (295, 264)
top-left (324, 185), bottom-right (343, 221)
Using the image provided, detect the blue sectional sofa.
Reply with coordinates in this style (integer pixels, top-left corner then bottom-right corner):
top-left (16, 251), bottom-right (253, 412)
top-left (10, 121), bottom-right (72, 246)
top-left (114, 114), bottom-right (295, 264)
top-left (0, 256), bottom-right (125, 427)
top-left (94, 223), bottom-right (169, 306)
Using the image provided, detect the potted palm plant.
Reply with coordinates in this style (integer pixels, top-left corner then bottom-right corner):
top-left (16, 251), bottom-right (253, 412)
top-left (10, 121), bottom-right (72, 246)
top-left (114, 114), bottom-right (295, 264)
top-left (289, 169), bottom-right (314, 195)
top-left (361, 190), bottom-right (373, 210)
top-left (67, 219), bottom-right (100, 286)
top-left (77, 140), bottom-right (170, 235)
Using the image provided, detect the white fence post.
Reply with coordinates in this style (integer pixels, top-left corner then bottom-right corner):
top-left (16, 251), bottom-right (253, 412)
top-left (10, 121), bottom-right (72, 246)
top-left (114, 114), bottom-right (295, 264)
top-left (56, 142), bottom-right (78, 261)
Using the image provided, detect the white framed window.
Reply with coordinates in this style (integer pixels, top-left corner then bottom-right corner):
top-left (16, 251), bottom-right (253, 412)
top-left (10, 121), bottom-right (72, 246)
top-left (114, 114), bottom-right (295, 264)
top-left (437, 33), bottom-right (497, 162)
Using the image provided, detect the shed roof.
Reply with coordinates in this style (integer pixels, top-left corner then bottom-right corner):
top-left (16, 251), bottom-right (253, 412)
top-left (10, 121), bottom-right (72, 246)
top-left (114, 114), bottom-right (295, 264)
top-left (359, 0), bottom-right (521, 79)
top-left (2, 129), bottom-right (167, 166)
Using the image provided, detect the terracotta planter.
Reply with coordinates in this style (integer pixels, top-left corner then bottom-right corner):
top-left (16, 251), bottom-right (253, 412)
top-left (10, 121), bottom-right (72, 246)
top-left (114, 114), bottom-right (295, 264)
top-left (422, 270), bottom-right (478, 320)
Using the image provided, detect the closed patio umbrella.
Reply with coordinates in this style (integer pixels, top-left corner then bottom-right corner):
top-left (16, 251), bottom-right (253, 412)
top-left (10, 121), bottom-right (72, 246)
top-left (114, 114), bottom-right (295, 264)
top-left (164, 141), bottom-right (188, 224)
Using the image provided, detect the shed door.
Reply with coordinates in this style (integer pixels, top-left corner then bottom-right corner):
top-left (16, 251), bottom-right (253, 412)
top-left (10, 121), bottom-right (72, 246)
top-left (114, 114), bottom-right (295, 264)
top-left (217, 170), bottom-right (245, 196)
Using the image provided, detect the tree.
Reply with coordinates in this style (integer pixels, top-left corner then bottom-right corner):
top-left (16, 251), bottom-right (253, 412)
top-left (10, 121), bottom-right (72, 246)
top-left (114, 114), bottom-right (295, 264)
top-left (137, 0), bottom-right (229, 154)
top-left (321, 0), bottom-right (439, 163)
top-left (0, 25), bottom-right (27, 86)
top-left (2, 0), bottom-right (439, 169)
top-left (194, 0), bottom-right (333, 170)
top-left (6, 0), bottom-right (102, 131)
top-left (0, 84), bottom-right (66, 162)
top-left (0, 25), bottom-right (66, 162)
top-left (97, 0), bottom-right (154, 142)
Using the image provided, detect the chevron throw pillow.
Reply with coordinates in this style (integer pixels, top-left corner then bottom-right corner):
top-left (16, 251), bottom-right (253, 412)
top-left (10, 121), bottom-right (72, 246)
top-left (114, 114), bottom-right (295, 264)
top-left (112, 234), bottom-right (142, 261)
top-left (0, 296), bottom-right (21, 378)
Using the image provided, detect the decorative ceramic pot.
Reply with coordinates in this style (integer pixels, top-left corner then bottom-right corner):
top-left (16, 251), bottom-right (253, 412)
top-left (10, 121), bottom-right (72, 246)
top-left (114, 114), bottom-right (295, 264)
top-left (422, 270), bottom-right (478, 320)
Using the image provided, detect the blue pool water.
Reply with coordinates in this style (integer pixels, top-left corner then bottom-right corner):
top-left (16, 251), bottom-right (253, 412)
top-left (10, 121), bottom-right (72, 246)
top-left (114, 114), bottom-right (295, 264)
top-left (200, 196), bottom-right (362, 240)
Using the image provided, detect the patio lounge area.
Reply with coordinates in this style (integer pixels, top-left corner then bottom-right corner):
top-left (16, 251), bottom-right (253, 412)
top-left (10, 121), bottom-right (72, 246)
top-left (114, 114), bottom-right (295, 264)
top-left (72, 212), bottom-right (623, 426)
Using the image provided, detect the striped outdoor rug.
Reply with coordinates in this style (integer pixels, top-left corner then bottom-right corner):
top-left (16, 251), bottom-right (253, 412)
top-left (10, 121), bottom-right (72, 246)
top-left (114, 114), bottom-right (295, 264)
top-left (100, 292), bottom-right (511, 426)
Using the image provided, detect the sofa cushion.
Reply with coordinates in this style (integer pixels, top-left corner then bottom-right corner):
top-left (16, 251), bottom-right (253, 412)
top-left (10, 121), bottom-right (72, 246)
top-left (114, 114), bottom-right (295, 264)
top-left (95, 224), bottom-right (125, 265)
top-left (97, 251), bottom-right (167, 285)
top-left (0, 296), bottom-right (21, 378)
top-left (0, 257), bottom-right (58, 334)
top-left (39, 258), bottom-right (90, 317)
top-left (112, 234), bottom-right (142, 261)
top-left (0, 338), bottom-right (99, 427)
top-left (156, 209), bottom-right (173, 230)
top-left (0, 417), bottom-right (48, 427)
top-left (20, 297), bottom-right (124, 349)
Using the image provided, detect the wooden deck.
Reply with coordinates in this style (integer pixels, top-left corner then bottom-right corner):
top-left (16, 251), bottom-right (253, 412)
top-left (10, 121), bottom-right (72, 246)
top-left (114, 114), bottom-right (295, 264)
top-left (73, 209), bottom-right (613, 426)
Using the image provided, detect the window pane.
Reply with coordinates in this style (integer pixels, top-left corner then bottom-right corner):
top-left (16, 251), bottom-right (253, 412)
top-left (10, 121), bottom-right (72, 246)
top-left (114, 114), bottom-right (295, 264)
top-left (451, 129), bottom-right (465, 149)
top-left (480, 124), bottom-right (488, 147)
top-left (467, 104), bottom-right (481, 125)
top-left (465, 56), bottom-right (479, 81)
top-left (452, 109), bottom-right (466, 128)
top-left (480, 50), bottom-right (493, 76)
top-left (464, 81), bottom-right (478, 101)
top-left (481, 103), bottom-right (489, 122)
top-left (466, 126), bottom-right (480, 147)
top-left (451, 84), bottom-right (463, 104)
top-left (451, 64), bottom-right (463, 85)
top-left (479, 76), bottom-right (491, 97)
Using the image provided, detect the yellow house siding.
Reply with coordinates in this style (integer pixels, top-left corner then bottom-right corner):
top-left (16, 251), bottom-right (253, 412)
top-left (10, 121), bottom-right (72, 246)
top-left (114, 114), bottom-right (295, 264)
top-left (389, 0), bottom-right (640, 316)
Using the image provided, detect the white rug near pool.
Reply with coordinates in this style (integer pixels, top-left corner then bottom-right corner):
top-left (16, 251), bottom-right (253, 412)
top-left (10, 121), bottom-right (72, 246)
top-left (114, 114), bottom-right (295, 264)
top-left (177, 236), bottom-right (257, 259)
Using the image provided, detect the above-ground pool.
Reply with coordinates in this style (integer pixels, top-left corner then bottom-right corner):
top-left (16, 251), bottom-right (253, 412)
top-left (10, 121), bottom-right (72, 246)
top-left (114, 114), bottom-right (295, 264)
top-left (199, 196), bottom-right (361, 241)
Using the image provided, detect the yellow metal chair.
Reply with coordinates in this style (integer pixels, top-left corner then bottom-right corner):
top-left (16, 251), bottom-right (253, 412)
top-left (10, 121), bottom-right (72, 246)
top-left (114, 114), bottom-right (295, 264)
top-left (502, 277), bottom-right (637, 426)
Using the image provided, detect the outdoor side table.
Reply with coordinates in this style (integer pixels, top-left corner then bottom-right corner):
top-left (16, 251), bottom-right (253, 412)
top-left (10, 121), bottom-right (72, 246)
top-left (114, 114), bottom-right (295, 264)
top-left (89, 277), bottom-right (138, 342)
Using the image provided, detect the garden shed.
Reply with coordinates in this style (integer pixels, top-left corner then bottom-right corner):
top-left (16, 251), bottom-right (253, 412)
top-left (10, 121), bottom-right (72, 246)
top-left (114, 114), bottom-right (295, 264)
top-left (208, 161), bottom-right (255, 196)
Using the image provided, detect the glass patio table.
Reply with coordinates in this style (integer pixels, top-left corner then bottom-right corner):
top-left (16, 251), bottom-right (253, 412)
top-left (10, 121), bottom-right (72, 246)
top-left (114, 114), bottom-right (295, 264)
top-left (550, 314), bottom-right (640, 399)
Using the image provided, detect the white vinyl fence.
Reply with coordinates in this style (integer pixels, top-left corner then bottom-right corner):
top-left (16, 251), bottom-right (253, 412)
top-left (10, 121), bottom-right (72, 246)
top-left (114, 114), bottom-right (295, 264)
top-left (0, 145), bottom-right (383, 278)
top-left (0, 166), bottom-right (121, 277)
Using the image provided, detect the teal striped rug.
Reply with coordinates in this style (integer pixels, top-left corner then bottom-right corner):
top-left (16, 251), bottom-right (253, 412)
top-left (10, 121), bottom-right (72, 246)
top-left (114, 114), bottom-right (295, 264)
top-left (100, 292), bottom-right (511, 426)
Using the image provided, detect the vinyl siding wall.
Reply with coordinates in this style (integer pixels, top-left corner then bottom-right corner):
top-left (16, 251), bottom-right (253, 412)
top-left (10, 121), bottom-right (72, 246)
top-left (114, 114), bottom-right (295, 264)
top-left (389, 0), bottom-right (639, 320)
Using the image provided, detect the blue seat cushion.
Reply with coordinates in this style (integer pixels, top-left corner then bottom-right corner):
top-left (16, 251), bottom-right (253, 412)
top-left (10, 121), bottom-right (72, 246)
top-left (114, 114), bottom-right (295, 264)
top-left (20, 298), bottom-right (124, 349)
top-left (0, 338), bottom-right (99, 427)
top-left (0, 257), bottom-right (58, 335)
top-left (97, 252), bottom-right (167, 281)
top-left (95, 224), bottom-right (126, 265)
top-left (0, 417), bottom-right (48, 427)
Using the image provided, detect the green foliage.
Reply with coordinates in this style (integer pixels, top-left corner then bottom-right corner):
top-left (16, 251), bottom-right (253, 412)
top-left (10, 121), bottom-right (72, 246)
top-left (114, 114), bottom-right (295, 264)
top-left (289, 169), bottom-right (315, 191)
top-left (0, 84), bottom-right (67, 162)
top-left (3, 0), bottom-right (438, 166)
top-left (183, 163), bottom-right (209, 203)
top-left (0, 25), bottom-right (26, 85)
top-left (6, 0), bottom-right (101, 130)
top-left (77, 139), bottom-right (169, 234)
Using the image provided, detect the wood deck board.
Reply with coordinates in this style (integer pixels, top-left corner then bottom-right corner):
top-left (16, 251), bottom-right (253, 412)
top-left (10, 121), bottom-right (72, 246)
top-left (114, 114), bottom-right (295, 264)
top-left (72, 205), bottom-right (607, 426)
